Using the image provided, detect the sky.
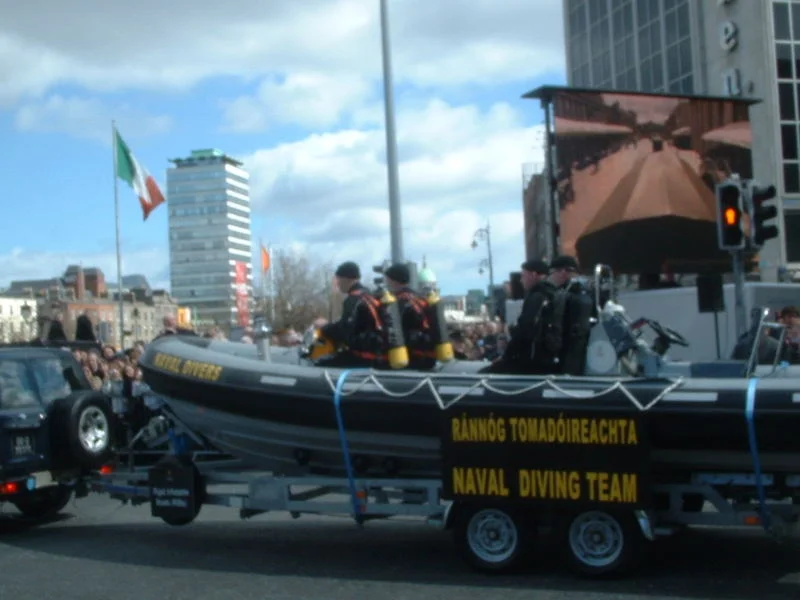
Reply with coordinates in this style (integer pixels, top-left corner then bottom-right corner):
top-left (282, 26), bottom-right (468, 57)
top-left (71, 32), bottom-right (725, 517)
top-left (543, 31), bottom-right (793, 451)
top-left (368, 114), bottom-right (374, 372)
top-left (0, 0), bottom-right (566, 296)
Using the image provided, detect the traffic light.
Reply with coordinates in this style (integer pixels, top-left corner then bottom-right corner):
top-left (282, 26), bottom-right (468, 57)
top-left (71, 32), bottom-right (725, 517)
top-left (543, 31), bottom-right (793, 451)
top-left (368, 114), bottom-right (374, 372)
top-left (749, 184), bottom-right (779, 246)
top-left (716, 180), bottom-right (745, 250)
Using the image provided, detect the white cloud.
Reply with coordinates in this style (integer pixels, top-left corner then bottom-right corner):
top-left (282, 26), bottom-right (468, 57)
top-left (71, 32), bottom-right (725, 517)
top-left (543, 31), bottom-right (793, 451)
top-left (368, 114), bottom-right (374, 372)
top-left (220, 73), bottom-right (374, 132)
top-left (0, 246), bottom-right (170, 292)
top-left (13, 95), bottom-right (172, 143)
top-left (0, 0), bottom-right (564, 107)
top-left (242, 99), bottom-right (547, 293)
top-left (243, 98), bottom-right (545, 216)
top-left (1, 0), bottom-right (563, 296)
top-left (0, 98), bottom-right (545, 295)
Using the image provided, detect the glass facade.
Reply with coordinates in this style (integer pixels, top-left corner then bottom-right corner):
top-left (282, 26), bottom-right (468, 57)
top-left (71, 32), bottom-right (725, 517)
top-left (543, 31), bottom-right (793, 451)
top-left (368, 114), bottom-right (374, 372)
top-left (774, 1), bottom-right (800, 261)
top-left (166, 154), bottom-right (253, 325)
top-left (567, 0), bottom-right (693, 94)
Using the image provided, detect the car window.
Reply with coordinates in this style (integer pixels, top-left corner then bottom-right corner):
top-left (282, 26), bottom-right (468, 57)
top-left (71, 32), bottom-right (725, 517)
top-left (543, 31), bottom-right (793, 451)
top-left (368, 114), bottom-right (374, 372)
top-left (0, 360), bottom-right (40, 410)
top-left (30, 358), bottom-right (73, 404)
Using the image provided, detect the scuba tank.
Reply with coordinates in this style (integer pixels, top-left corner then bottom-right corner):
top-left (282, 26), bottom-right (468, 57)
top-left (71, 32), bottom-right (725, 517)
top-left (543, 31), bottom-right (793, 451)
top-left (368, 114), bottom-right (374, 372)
top-left (425, 291), bottom-right (454, 362)
top-left (560, 280), bottom-right (595, 375)
top-left (376, 288), bottom-right (410, 369)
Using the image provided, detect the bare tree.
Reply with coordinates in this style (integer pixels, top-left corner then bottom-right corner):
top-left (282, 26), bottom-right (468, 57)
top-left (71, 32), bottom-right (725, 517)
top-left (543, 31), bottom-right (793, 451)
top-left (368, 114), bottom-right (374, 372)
top-left (255, 248), bottom-right (336, 330)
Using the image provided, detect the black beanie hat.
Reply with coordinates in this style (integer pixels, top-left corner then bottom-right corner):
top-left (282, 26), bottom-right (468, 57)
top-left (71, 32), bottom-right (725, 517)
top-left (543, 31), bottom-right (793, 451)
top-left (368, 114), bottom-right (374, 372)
top-left (521, 259), bottom-right (549, 274)
top-left (550, 255), bottom-right (579, 271)
top-left (384, 263), bottom-right (410, 284)
top-left (335, 261), bottom-right (360, 279)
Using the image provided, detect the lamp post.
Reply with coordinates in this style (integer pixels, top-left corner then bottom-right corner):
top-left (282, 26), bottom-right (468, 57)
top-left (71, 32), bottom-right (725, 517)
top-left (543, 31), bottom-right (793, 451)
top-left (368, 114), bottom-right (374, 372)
top-left (471, 222), bottom-right (495, 318)
top-left (380, 0), bottom-right (403, 263)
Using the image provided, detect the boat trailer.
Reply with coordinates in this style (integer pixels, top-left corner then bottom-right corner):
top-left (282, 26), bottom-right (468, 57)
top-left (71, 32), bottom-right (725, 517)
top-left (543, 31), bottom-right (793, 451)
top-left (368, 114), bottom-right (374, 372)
top-left (86, 369), bottom-right (800, 579)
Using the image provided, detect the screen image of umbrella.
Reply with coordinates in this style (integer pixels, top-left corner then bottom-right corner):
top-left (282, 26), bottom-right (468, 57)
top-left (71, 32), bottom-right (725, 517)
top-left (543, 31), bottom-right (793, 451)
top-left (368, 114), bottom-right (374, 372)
top-left (574, 145), bottom-right (728, 273)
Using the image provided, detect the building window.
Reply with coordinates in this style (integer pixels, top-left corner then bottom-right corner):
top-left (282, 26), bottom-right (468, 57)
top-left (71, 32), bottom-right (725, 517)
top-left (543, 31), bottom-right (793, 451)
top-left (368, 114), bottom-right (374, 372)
top-left (785, 212), bottom-right (800, 262)
top-left (775, 2), bottom-right (790, 41)
top-left (612, 1), bottom-right (636, 89)
top-left (636, 0), bottom-right (667, 93)
top-left (568, 1), bottom-right (590, 86)
top-left (774, 1), bottom-right (800, 195)
top-left (661, 0), bottom-right (692, 94)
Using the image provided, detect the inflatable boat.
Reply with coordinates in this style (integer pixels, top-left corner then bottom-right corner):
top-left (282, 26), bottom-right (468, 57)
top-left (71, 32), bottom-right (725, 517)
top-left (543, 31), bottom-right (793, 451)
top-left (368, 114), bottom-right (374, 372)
top-left (137, 266), bottom-right (800, 482)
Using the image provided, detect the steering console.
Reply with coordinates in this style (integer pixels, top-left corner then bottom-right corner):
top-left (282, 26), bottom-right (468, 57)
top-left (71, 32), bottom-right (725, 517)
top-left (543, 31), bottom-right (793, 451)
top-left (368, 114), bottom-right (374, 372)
top-left (645, 318), bottom-right (689, 355)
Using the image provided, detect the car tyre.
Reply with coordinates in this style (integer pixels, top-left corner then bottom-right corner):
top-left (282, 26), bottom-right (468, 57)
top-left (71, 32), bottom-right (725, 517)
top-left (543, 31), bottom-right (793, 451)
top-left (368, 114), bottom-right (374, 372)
top-left (13, 484), bottom-right (72, 520)
top-left (66, 394), bottom-right (115, 470)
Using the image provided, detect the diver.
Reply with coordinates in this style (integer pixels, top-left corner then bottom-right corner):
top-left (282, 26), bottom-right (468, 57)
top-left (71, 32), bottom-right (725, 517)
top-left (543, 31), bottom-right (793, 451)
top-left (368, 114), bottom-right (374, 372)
top-left (552, 256), bottom-right (594, 375)
top-left (549, 255), bottom-right (579, 289)
top-left (382, 263), bottom-right (437, 370)
top-left (316, 261), bottom-right (385, 368)
top-left (481, 259), bottom-right (557, 374)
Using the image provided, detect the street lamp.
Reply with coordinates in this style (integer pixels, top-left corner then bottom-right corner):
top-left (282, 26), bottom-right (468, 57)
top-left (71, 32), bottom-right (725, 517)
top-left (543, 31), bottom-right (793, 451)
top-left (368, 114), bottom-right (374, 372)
top-left (380, 0), bottom-right (403, 263)
top-left (471, 222), bottom-right (495, 318)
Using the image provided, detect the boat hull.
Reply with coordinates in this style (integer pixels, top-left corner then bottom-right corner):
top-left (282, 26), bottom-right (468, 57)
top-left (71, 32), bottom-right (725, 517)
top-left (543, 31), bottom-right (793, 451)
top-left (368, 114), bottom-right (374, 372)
top-left (139, 336), bottom-right (800, 479)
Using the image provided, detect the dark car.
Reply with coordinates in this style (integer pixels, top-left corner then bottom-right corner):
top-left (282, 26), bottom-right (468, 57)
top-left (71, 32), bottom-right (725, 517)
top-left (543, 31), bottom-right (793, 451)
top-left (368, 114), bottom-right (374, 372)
top-left (0, 346), bottom-right (115, 520)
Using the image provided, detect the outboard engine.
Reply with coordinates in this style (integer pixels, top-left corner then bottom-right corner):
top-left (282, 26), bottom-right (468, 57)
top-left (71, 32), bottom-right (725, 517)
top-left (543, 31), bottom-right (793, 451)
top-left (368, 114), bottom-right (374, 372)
top-left (253, 317), bottom-right (273, 362)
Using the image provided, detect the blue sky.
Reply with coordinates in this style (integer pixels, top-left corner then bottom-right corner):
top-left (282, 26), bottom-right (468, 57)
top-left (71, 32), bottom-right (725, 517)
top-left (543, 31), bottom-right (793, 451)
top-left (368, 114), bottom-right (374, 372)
top-left (0, 0), bottom-right (565, 295)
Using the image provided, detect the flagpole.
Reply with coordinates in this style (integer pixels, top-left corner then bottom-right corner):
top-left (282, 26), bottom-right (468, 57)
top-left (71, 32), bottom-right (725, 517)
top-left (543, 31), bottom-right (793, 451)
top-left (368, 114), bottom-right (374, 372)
top-left (112, 120), bottom-right (125, 348)
top-left (269, 243), bottom-right (275, 323)
top-left (259, 237), bottom-right (266, 319)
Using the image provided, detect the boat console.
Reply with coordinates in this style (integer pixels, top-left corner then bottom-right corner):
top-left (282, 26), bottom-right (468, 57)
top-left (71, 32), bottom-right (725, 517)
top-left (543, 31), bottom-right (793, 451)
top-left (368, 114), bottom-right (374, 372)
top-left (583, 264), bottom-right (793, 380)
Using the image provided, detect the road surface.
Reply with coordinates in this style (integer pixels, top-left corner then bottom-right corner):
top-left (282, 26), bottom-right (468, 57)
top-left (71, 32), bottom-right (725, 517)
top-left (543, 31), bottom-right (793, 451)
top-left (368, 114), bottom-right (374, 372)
top-left (0, 494), bottom-right (798, 600)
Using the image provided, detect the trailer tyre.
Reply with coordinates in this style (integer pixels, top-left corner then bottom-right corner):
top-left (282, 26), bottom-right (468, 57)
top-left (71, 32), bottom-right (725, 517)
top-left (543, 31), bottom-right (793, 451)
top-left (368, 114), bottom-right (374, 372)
top-left (150, 455), bottom-right (205, 527)
top-left (558, 509), bottom-right (645, 578)
top-left (453, 504), bottom-right (533, 574)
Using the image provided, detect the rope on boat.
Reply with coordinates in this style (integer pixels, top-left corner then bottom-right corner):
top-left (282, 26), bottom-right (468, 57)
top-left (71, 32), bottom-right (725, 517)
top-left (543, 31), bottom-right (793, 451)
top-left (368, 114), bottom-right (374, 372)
top-left (322, 369), bottom-right (686, 412)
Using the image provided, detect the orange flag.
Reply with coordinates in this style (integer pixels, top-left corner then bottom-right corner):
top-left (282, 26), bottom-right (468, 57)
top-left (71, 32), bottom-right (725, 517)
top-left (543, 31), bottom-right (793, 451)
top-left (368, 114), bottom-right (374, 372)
top-left (260, 243), bottom-right (270, 274)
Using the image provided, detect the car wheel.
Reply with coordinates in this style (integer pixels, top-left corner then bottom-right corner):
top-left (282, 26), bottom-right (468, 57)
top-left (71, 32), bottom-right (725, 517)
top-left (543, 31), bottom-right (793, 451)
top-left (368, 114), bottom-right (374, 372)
top-left (13, 484), bottom-right (72, 520)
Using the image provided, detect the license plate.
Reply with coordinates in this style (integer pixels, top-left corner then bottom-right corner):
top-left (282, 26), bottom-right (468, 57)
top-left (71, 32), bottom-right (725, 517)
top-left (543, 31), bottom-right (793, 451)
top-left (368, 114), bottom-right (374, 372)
top-left (11, 435), bottom-right (35, 458)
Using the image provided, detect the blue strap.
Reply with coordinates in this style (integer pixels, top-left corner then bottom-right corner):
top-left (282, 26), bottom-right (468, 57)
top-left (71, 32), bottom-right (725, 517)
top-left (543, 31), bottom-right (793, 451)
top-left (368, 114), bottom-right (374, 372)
top-left (167, 428), bottom-right (187, 457)
top-left (333, 369), bottom-right (371, 524)
top-left (745, 377), bottom-right (770, 531)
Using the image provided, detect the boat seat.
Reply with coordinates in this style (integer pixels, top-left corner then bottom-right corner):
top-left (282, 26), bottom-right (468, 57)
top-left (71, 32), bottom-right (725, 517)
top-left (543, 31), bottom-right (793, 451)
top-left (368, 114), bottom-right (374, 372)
top-left (688, 360), bottom-right (747, 379)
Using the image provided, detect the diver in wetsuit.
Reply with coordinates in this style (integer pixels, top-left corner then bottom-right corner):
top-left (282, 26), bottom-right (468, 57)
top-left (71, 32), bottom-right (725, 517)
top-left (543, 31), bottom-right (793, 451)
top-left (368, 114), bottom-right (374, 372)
top-left (482, 259), bottom-right (555, 374)
top-left (483, 255), bottom-right (583, 375)
top-left (317, 261), bottom-right (383, 367)
top-left (382, 263), bottom-right (437, 370)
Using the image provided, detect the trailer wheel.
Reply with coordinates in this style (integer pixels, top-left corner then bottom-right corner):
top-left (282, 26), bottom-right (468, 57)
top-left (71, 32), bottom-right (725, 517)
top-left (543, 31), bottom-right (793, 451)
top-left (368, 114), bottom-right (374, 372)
top-left (150, 456), bottom-right (205, 527)
top-left (558, 509), bottom-right (645, 578)
top-left (453, 504), bottom-right (533, 574)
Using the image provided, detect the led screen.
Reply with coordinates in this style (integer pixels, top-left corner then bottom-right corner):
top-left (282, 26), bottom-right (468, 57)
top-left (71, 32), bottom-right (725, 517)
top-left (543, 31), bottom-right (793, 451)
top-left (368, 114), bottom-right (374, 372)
top-left (551, 90), bottom-right (754, 274)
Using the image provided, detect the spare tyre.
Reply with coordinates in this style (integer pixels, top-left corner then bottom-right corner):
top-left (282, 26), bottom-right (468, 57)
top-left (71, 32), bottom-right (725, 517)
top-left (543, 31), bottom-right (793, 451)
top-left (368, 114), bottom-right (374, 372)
top-left (65, 393), bottom-right (115, 470)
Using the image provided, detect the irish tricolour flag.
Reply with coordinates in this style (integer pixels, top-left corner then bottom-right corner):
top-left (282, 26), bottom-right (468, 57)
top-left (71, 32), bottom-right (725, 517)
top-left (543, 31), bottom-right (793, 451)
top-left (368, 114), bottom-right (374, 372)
top-left (114, 128), bottom-right (165, 220)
